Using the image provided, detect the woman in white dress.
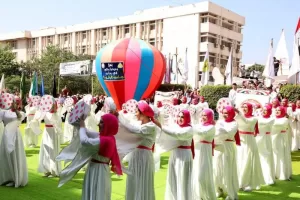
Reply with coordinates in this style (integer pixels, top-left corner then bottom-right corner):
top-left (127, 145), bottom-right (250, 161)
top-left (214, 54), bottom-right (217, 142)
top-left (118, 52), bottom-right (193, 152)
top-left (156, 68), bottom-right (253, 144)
top-left (198, 96), bottom-right (209, 109)
top-left (38, 100), bottom-right (62, 177)
top-left (162, 110), bottom-right (193, 200)
top-left (192, 109), bottom-right (216, 200)
top-left (288, 102), bottom-right (298, 152)
top-left (272, 106), bottom-right (292, 180)
top-left (256, 104), bottom-right (275, 185)
top-left (62, 101), bottom-right (74, 143)
top-left (235, 103), bottom-right (264, 191)
top-left (0, 100), bottom-right (27, 187)
top-left (271, 99), bottom-right (280, 117)
top-left (214, 106), bottom-right (239, 200)
top-left (79, 113), bottom-right (122, 200)
top-left (24, 98), bottom-right (38, 147)
top-left (118, 101), bottom-right (159, 200)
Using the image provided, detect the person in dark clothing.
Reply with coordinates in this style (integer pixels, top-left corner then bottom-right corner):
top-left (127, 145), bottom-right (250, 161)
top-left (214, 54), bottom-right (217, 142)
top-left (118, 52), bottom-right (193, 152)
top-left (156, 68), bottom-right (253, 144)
top-left (274, 57), bottom-right (280, 76)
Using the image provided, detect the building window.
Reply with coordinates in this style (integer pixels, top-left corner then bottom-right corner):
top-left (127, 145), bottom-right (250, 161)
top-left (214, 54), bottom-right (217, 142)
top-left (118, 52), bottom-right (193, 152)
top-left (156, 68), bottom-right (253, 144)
top-left (200, 37), bottom-right (207, 42)
top-left (208, 37), bottom-right (216, 43)
top-left (209, 18), bottom-right (217, 24)
top-left (149, 39), bottom-right (155, 46)
top-left (64, 34), bottom-right (69, 42)
top-left (150, 21), bottom-right (155, 31)
top-left (102, 29), bottom-right (107, 36)
top-left (47, 36), bottom-right (53, 44)
top-left (125, 25), bottom-right (130, 34)
top-left (82, 31), bottom-right (87, 40)
top-left (201, 18), bottom-right (208, 23)
top-left (82, 46), bottom-right (86, 54)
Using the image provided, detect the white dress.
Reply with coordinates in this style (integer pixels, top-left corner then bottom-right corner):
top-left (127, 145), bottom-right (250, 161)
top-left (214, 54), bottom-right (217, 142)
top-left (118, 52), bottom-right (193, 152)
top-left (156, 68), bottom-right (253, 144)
top-left (192, 124), bottom-right (216, 200)
top-left (119, 115), bottom-right (157, 200)
top-left (288, 110), bottom-right (299, 152)
top-left (24, 105), bottom-right (38, 147)
top-left (0, 110), bottom-right (28, 187)
top-left (85, 105), bottom-right (98, 132)
top-left (62, 110), bottom-right (74, 143)
top-left (256, 117), bottom-right (275, 185)
top-left (214, 120), bottom-right (239, 200)
top-left (162, 125), bottom-right (193, 200)
top-left (38, 112), bottom-right (62, 176)
top-left (235, 114), bottom-right (265, 190)
top-left (79, 127), bottom-right (112, 200)
top-left (0, 119), bottom-right (4, 145)
top-left (272, 117), bottom-right (292, 180)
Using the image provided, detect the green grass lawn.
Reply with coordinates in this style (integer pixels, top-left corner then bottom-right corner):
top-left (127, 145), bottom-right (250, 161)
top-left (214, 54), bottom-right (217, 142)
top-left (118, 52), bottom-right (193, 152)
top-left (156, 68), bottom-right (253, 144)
top-left (0, 123), bottom-right (300, 200)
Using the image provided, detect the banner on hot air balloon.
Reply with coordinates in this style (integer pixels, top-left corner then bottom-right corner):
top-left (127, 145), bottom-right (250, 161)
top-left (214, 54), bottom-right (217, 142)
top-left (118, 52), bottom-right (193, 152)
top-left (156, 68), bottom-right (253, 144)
top-left (101, 62), bottom-right (125, 81)
top-left (95, 38), bottom-right (166, 110)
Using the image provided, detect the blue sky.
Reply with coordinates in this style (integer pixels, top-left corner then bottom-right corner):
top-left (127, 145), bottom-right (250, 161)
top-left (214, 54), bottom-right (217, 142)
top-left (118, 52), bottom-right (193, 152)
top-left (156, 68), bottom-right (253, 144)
top-left (0, 0), bottom-right (299, 64)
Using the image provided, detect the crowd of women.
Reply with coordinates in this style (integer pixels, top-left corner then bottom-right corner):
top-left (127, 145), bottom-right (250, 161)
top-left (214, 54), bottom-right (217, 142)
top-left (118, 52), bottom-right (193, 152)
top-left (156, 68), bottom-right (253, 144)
top-left (0, 90), bottom-right (298, 200)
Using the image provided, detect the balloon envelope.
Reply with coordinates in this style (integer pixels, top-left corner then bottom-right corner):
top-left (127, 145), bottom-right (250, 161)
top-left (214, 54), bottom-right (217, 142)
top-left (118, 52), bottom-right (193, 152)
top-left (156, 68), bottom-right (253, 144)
top-left (95, 38), bottom-right (166, 110)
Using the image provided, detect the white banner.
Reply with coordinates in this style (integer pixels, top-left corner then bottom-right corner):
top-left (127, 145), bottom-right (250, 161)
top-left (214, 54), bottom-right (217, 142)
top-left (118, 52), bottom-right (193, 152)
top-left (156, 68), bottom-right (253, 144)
top-left (59, 60), bottom-right (92, 76)
top-left (236, 93), bottom-right (270, 108)
top-left (154, 91), bottom-right (177, 105)
top-left (92, 60), bottom-right (96, 74)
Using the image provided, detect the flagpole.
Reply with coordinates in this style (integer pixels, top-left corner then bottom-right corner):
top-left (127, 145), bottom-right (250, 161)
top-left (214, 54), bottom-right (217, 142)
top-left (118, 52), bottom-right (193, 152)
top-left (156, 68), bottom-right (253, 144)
top-left (175, 47), bottom-right (178, 84)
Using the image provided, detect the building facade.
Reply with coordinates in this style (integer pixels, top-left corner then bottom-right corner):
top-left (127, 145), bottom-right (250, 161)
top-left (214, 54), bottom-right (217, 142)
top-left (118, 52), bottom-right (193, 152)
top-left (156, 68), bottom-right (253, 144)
top-left (0, 1), bottom-right (245, 88)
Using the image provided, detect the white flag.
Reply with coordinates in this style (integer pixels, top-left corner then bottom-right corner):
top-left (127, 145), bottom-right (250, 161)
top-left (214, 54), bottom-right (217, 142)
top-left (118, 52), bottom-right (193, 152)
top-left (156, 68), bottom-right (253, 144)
top-left (274, 29), bottom-right (290, 76)
top-left (263, 39), bottom-right (275, 87)
top-left (201, 50), bottom-right (209, 86)
top-left (0, 74), bottom-right (5, 92)
top-left (182, 48), bottom-right (188, 83)
top-left (288, 37), bottom-right (300, 82)
top-left (225, 48), bottom-right (233, 85)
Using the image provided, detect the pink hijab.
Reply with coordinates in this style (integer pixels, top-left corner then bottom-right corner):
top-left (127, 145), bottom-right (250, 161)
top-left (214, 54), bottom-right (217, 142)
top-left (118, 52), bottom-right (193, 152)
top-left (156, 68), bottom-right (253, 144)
top-left (99, 114), bottom-right (122, 176)
top-left (276, 106), bottom-right (286, 118)
top-left (137, 101), bottom-right (155, 152)
top-left (289, 102), bottom-right (296, 112)
top-left (202, 109), bottom-right (215, 155)
top-left (178, 110), bottom-right (194, 158)
top-left (262, 105), bottom-right (272, 118)
top-left (272, 99), bottom-right (280, 108)
top-left (223, 106), bottom-right (240, 146)
top-left (242, 103), bottom-right (259, 135)
top-left (202, 109), bottom-right (214, 126)
top-left (137, 101), bottom-right (154, 121)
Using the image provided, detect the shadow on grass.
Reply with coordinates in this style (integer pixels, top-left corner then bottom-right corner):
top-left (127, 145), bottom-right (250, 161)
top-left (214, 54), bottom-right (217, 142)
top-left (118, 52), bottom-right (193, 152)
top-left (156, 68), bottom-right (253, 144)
top-left (160, 156), bottom-right (169, 169)
top-left (25, 149), bottom-right (40, 157)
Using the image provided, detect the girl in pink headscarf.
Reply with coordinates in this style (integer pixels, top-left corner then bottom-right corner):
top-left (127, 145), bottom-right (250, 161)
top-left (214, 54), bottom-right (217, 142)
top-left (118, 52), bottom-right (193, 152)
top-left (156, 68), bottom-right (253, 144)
top-left (235, 103), bottom-right (264, 191)
top-left (77, 113), bottom-right (122, 200)
top-left (256, 105), bottom-right (275, 185)
top-left (214, 106), bottom-right (239, 200)
top-left (192, 109), bottom-right (217, 200)
top-left (198, 96), bottom-right (209, 109)
top-left (119, 101), bottom-right (159, 200)
top-left (271, 106), bottom-right (292, 180)
top-left (161, 110), bottom-right (194, 200)
top-left (271, 99), bottom-right (280, 117)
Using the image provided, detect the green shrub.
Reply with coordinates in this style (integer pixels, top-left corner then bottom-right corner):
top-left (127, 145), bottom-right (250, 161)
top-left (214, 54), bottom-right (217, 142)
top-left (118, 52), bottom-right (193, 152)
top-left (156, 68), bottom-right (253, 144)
top-left (199, 85), bottom-right (231, 110)
top-left (157, 84), bottom-right (186, 92)
top-left (280, 85), bottom-right (300, 101)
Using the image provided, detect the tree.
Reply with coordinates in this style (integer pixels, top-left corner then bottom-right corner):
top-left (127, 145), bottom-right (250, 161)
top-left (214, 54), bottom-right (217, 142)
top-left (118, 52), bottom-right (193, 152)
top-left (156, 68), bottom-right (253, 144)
top-left (0, 44), bottom-right (21, 76)
top-left (27, 45), bottom-right (102, 95)
top-left (246, 64), bottom-right (265, 73)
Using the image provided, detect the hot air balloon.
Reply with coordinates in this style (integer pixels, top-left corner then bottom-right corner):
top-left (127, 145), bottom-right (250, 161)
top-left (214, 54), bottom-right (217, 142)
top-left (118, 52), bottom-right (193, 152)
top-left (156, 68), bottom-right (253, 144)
top-left (95, 38), bottom-right (166, 110)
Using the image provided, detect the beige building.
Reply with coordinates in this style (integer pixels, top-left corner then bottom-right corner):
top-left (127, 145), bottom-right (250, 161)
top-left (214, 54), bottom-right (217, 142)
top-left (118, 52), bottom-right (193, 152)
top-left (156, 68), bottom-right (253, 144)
top-left (0, 1), bottom-right (245, 88)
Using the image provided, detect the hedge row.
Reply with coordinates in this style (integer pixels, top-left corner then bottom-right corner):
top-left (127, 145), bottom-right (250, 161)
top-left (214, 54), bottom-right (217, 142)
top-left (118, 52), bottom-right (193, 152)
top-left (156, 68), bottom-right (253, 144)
top-left (199, 85), bottom-right (231, 110)
top-left (279, 85), bottom-right (300, 102)
top-left (157, 84), bottom-right (186, 92)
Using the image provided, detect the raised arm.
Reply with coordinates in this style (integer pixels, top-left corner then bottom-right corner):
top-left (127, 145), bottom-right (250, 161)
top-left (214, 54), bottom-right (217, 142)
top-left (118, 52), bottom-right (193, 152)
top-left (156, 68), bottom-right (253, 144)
top-left (79, 127), bottom-right (100, 148)
top-left (162, 126), bottom-right (193, 141)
